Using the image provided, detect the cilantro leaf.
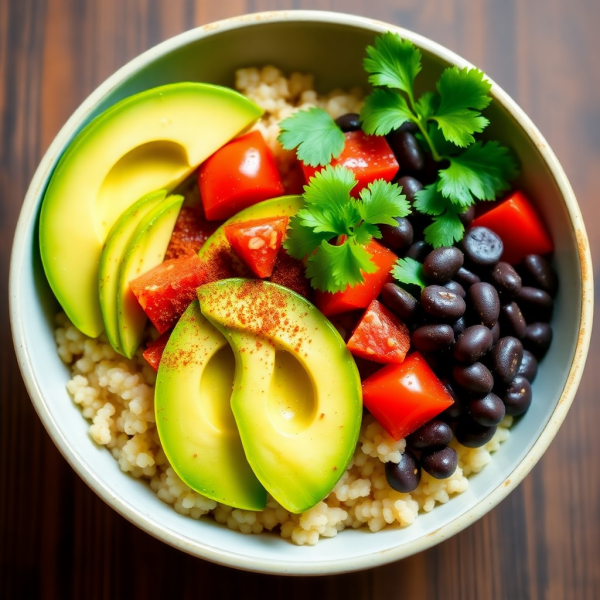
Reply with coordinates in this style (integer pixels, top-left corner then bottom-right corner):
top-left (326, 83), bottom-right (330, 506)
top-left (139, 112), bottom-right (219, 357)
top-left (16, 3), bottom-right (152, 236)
top-left (423, 208), bottom-right (465, 248)
top-left (437, 141), bottom-right (519, 206)
top-left (306, 239), bottom-right (377, 293)
top-left (360, 88), bottom-right (414, 136)
top-left (433, 66), bottom-right (492, 147)
top-left (278, 107), bottom-right (346, 167)
top-left (414, 184), bottom-right (447, 215)
top-left (392, 257), bottom-right (426, 290)
top-left (303, 164), bottom-right (356, 209)
top-left (415, 91), bottom-right (439, 121)
top-left (353, 221), bottom-right (381, 245)
top-left (364, 32), bottom-right (422, 97)
top-left (283, 215), bottom-right (331, 259)
top-left (358, 179), bottom-right (410, 226)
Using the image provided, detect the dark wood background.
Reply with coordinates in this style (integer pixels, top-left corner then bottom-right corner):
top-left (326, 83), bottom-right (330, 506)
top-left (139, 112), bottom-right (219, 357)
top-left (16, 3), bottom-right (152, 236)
top-left (2, 0), bottom-right (599, 598)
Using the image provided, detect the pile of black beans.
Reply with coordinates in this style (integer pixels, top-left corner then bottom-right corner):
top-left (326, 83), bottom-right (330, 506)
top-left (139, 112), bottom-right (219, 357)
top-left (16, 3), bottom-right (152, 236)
top-left (334, 115), bottom-right (558, 494)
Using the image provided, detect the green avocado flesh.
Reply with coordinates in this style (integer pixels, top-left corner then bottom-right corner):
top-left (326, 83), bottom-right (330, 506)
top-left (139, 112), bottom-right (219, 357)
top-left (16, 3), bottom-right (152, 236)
top-left (98, 189), bottom-right (168, 355)
top-left (155, 300), bottom-right (267, 511)
top-left (197, 279), bottom-right (362, 514)
top-left (40, 82), bottom-right (263, 338)
top-left (116, 193), bottom-right (184, 358)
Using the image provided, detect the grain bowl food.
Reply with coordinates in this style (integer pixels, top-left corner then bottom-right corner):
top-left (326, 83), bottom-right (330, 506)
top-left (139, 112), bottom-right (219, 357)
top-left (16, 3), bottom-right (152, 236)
top-left (12, 12), bottom-right (590, 574)
top-left (52, 63), bottom-right (529, 545)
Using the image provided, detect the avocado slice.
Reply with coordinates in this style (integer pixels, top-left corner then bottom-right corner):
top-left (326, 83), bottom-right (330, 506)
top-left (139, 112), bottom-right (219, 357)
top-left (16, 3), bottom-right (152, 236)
top-left (155, 300), bottom-right (267, 510)
top-left (98, 189), bottom-right (168, 354)
top-left (197, 279), bottom-right (362, 514)
top-left (117, 193), bottom-right (184, 358)
top-left (40, 82), bottom-right (263, 338)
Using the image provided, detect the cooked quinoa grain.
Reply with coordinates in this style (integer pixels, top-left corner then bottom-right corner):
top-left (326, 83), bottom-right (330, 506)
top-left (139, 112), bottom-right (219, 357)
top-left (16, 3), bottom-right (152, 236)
top-left (55, 67), bottom-right (513, 545)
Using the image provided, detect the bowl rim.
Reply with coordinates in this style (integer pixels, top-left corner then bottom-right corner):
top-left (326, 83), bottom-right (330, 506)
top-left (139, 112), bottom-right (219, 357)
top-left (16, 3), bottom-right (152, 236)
top-left (9, 9), bottom-right (594, 575)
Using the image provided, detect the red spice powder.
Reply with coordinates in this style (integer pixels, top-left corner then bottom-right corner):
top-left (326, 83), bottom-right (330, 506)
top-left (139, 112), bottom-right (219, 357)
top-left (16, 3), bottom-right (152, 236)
top-left (268, 249), bottom-right (311, 299)
top-left (165, 206), bottom-right (221, 259)
top-left (202, 280), bottom-right (310, 351)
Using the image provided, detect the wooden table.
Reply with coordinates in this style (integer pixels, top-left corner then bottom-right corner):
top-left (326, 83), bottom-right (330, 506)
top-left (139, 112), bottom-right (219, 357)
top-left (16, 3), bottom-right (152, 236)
top-left (1, 1), bottom-right (598, 598)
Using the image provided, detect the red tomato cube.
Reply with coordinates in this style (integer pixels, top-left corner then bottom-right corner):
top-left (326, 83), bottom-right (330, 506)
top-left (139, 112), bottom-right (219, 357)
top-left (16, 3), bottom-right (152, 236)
top-left (198, 130), bottom-right (285, 221)
top-left (224, 216), bottom-right (289, 278)
top-left (301, 131), bottom-right (399, 196)
top-left (472, 191), bottom-right (553, 264)
top-left (362, 353), bottom-right (455, 440)
top-left (347, 300), bottom-right (410, 364)
top-left (143, 330), bottom-right (172, 371)
top-left (315, 240), bottom-right (397, 317)
top-left (129, 255), bottom-right (207, 333)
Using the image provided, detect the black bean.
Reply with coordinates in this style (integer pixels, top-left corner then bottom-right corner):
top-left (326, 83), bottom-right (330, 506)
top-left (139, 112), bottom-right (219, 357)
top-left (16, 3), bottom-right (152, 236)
top-left (520, 254), bottom-right (558, 296)
top-left (421, 285), bottom-right (466, 321)
top-left (454, 267), bottom-right (481, 288)
top-left (445, 280), bottom-right (466, 298)
top-left (405, 240), bottom-right (431, 262)
top-left (502, 375), bottom-right (532, 416)
top-left (500, 302), bottom-right (527, 339)
top-left (423, 247), bottom-right (464, 284)
top-left (441, 378), bottom-right (464, 419)
top-left (379, 217), bottom-right (414, 252)
top-left (522, 322), bottom-right (553, 358)
top-left (412, 324), bottom-right (454, 352)
top-left (387, 130), bottom-right (425, 173)
top-left (467, 392), bottom-right (505, 427)
top-left (380, 283), bottom-right (419, 323)
top-left (406, 420), bottom-right (454, 451)
top-left (396, 176), bottom-right (423, 204)
top-left (453, 362), bottom-right (494, 394)
top-left (468, 282), bottom-right (500, 328)
top-left (461, 226), bottom-right (503, 268)
top-left (454, 325), bottom-right (494, 363)
top-left (334, 112), bottom-right (361, 132)
top-left (385, 450), bottom-right (421, 493)
top-left (490, 262), bottom-right (522, 300)
top-left (491, 336), bottom-right (523, 383)
top-left (455, 418), bottom-right (498, 448)
top-left (491, 321), bottom-right (500, 344)
top-left (516, 287), bottom-right (554, 322)
top-left (421, 350), bottom-right (453, 377)
top-left (452, 316), bottom-right (466, 337)
top-left (517, 350), bottom-right (538, 382)
top-left (421, 447), bottom-right (458, 479)
top-left (458, 205), bottom-right (475, 226)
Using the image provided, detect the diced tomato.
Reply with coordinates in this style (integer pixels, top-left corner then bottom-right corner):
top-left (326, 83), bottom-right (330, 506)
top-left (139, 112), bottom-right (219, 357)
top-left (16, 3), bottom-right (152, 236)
top-left (143, 330), bottom-right (172, 371)
top-left (362, 352), bottom-right (454, 440)
top-left (165, 206), bottom-right (220, 260)
top-left (198, 130), bottom-right (285, 221)
top-left (471, 191), bottom-right (553, 264)
top-left (130, 255), bottom-right (207, 333)
top-left (282, 159), bottom-right (306, 195)
top-left (315, 240), bottom-right (398, 317)
top-left (224, 216), bottom-right (289, 278)
top-left (301, 131), bottom-right (399, 196)
top-left (347, 300), bottom-right (410, 364)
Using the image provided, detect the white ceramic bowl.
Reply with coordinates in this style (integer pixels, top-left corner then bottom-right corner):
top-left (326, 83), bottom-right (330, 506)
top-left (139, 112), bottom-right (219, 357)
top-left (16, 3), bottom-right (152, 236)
top-left (10, 11), bottom-right (593, 575)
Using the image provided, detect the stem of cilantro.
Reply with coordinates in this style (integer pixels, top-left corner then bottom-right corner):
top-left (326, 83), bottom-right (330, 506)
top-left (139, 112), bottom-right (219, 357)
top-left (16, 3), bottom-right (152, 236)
top-left (405, 91), bottom-right (443, 162)
top-left (414, 119), bottom-right (442, 162)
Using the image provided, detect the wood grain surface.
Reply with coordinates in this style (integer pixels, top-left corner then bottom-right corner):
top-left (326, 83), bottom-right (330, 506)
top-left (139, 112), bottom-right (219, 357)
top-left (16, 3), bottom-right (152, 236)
top-left (1, 0), bottom-right (599, 598)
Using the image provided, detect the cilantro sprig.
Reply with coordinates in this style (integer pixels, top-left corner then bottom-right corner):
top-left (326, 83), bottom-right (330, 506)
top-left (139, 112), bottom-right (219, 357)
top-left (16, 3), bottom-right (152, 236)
top-left (360, 32), bottom-right (519, 247)
top-left (284, 165), bottom-right (410, 293)
top-left (391, 257), bottom-right (426, 290)
top-left (277, 107), bottom-right (346, 167)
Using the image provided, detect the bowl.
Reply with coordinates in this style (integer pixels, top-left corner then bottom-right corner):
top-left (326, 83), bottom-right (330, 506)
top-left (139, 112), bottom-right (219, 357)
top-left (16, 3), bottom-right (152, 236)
top-left (9, 10), bottom-right (593, 575)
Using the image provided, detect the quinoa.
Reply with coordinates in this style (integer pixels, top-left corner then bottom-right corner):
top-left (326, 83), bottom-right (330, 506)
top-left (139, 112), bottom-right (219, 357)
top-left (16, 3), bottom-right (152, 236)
top-left (55, 66), bottom-right (513, 546)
